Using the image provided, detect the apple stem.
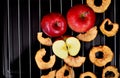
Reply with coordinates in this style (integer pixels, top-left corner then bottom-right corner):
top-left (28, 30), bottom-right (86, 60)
top-left (80, 12), bottom-right (89, 19)
top-left (80, 14), bottom-right (85, 19)
top-left (53, 21), bottom-right (60, 30)
top-left (55, 21), bottom-right (60, 27)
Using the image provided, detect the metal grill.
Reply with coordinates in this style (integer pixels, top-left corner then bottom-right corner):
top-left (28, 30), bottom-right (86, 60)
top-left (1, 0), bottom-right (120, 78)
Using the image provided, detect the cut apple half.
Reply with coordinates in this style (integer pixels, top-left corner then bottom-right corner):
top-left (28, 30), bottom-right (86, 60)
top-left (37, 32), bottom-right (52, 46)
top-left (52, 37), bottom-right (81, 59)
top-left (76, 26), bottom-right (98, 42)
top-left (66, 37), bottom-right (81, 56)
top-left (52, 40), bottom-right (68, 59)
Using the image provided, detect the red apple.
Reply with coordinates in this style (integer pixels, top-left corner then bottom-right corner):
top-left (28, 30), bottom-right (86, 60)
top-left (67, 4), bottom-right (96, 33)
top-left (41, 13), bottom-right (67, 37)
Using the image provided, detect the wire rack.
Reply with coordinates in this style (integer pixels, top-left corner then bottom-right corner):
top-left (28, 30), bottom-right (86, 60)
top-left (1, 0), bottom-right (120, 78)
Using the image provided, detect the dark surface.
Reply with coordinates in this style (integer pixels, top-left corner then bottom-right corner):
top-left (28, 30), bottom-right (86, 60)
top-left (1, 0), bottom-right (120, 78)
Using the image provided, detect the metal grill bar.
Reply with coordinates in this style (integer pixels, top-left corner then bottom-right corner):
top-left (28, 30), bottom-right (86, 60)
top-left (7, 0), bottom-right (11, 77)
top-left (59, 0), bottom-right (64, 66)
top-left (70, 0), bottom-right (74, 36)
top-left (70, 0), bottom-right (72, 7)
top-left (28, 0), bottom-right (31, 78)
top-left (49, 0), bottom-right (52, 13)
top-left (3, 37), bottom-right (8, 77)
top-left (103, 12), bottom-right (106, 45)
top-left (113, 0), bottom-right (117, 66)
top-left (60, 0), bottom-right (62, 14)
top-left (119, 40), bottom-right (120, 71)
top-left (81, 0), bottom-right (85, 73)
top-left (39, 0), bottom-right (41, 32)
top-left (18, 0), bottom-right (21, 78)
top-left (49, 0), bottom-right (53, 71)
top-left (39, 0), bottom-right (42, 76)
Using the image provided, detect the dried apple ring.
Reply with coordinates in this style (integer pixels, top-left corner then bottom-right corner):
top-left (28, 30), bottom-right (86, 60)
top-left (79, 72), bottom-right (97, 78)
top-left (89, 45), bottom-right (113, 67)
top-left (41, 70), bottom-right (56, 78)
top-left (86, 0), bottom-right (111, 13)
top-left (35, 48), bottom-right (56, 70)
top-left (100, 18), bottom-right (119, 37)
top-left (56, 64), bottom-right (75, 78)
top-left (76, 26), bottom-right (98, 42)
top-left (37, 32), bottom-right (52, 46)
top-left (102, 66), bottom-right (119, 78)
top-left (64, 56), bottom-right (86, 67)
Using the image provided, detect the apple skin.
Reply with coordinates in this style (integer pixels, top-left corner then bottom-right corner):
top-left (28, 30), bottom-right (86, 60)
top-left (41, 13), bottom-right (67, 37)
top-left (67, 4), bottom-right (96, 33)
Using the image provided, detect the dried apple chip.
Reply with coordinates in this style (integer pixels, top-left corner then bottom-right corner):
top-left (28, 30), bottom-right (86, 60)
top-left (86, 0), bottom-right (111, 13)
top-left (37, 32), bottom-right (52, 46)
top-left (35, 48), bottom-right (56, 70)
top-left (100, 18), bottom-right (119, 37)
top-left (64, 56), bottom-right (86, 67)
top-left (76, 26), bottom-right (98, 42)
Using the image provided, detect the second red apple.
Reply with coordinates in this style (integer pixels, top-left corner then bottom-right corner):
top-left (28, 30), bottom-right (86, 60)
top-left (67, 4), bottom-right (96, 33)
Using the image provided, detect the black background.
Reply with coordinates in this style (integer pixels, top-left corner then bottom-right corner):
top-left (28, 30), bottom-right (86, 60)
top-left (1, 0), bottom-right (120, 78)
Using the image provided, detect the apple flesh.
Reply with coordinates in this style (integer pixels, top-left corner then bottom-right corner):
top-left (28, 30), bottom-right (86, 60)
top-left (52, 40), bottom-right (68, 59)
top-left (41, 13), bottom-right (67, 37)
top-left (67, 4), bottom-right (96, 33)
top-left (66, 37), bottom-right (81, 56)
top-left (52, 37), bottom-right (81, 59)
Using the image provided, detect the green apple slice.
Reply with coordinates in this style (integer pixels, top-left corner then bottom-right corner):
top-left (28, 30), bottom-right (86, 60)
top-left (66, 37), bottom-right (81, 56)
top-left (52, 40), bottom-right (68, 59)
